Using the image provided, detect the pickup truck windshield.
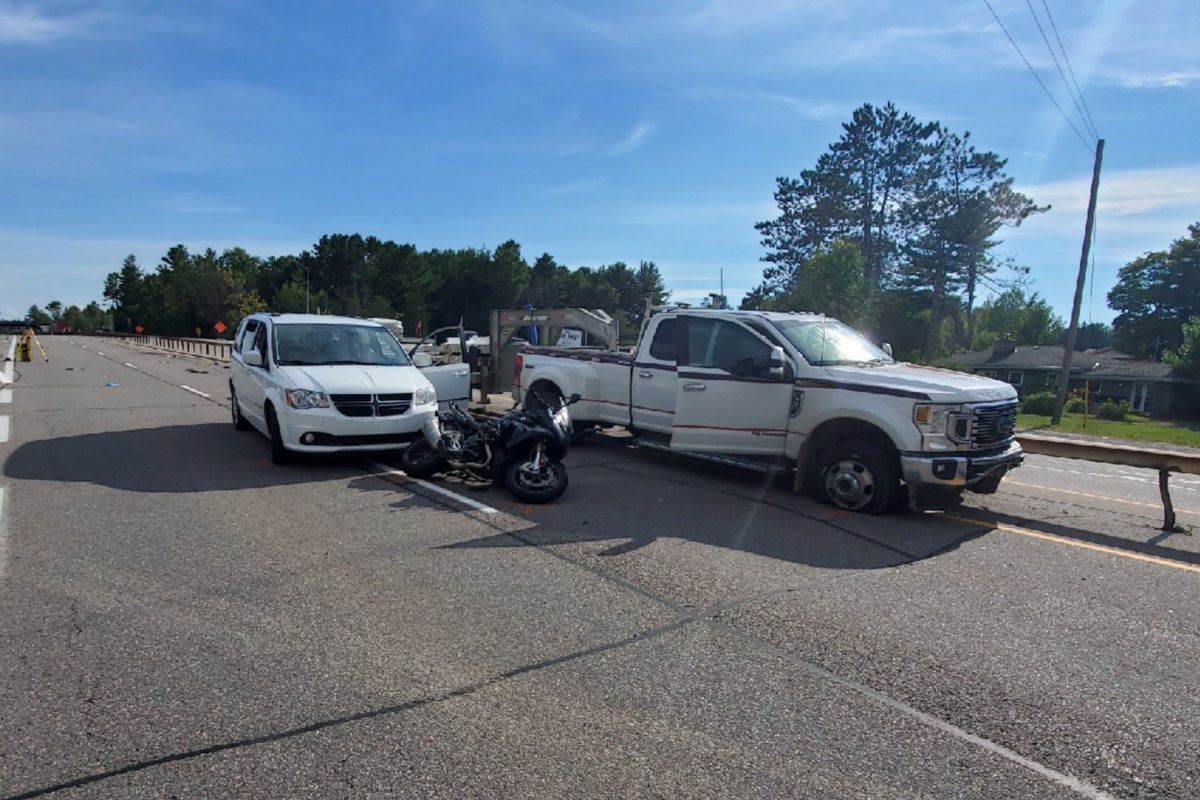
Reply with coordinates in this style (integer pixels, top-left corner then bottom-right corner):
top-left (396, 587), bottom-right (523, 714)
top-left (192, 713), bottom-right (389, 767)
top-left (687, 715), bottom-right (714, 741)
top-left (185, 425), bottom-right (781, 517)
top-left (770, 319), bottom-right (893, 366)
top-left (273, 323), bottom-right (413, 367)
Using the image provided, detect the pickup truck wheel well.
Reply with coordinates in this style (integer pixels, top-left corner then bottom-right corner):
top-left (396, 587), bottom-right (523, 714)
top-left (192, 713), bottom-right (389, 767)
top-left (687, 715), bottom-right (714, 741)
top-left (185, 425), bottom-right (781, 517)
top-left (801, 419), bottom-right (898, 485)
top-left (524, 380), bottom-right (563, 411)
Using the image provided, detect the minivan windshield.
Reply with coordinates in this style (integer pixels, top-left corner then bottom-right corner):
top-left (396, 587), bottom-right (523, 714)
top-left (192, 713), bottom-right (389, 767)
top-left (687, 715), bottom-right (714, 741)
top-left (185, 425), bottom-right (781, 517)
top-left (770, 318), bottom-right (893, 366)
top-left (273, 323), bottom-right (413, 367)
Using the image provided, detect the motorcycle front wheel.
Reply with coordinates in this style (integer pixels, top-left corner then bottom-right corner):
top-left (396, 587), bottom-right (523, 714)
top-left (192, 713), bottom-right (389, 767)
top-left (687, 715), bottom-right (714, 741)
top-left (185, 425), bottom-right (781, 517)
top-left (400, 437), bottom-right (446, 479)
top-left (504, 458), bottom-right (568, 504)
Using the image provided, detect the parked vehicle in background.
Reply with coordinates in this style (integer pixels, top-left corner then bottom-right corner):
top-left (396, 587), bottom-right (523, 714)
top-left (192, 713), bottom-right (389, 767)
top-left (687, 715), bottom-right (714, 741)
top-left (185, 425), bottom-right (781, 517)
top-left (514, 306), bottom-right (1023, 513)
top-left (229, 313), bottom-right (470, 463)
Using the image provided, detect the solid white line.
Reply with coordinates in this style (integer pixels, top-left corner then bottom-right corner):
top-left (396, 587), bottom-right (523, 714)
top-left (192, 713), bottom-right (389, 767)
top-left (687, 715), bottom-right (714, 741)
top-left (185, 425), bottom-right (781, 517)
top-left (366, 462), bottom-right (499, 514)
top-left (3, 336), bottom-right (14, 383)
top-left (0, 487), bottom-right (7, 579)
top-left (179, 385), bottom-right (211, 399)
top-left (0, 415), bottom-right (8, 444)
top-left (0, 390), bottom-right (10, 404)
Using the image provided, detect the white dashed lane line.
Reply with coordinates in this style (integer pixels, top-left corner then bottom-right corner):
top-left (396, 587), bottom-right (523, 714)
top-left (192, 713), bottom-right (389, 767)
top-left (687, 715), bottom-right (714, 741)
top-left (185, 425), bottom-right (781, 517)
top-left (367, 463), bottom-right (499, 515)
top-left (123, 362), bottom-right (138, 369)
top-left (0, 415), bottom-right (8, 444)
top-left (0, 486), bottom-right (7, 579)
top-left (179, 385), bottom-right (211, 399)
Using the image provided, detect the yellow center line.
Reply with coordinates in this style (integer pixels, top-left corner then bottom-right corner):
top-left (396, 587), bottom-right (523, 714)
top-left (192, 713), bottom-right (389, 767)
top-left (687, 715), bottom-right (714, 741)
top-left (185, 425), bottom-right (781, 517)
top-left (1005, 479), bottom-right (1200, 517)
top-left (945, 513), bottom-right (1200, 575)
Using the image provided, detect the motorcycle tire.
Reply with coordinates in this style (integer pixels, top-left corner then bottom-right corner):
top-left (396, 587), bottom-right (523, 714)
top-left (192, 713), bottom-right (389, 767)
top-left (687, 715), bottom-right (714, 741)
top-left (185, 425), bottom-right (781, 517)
top-left (400, 438), bottom-right (446, 479)
top-left (504, 458), bottom-right (569, 504)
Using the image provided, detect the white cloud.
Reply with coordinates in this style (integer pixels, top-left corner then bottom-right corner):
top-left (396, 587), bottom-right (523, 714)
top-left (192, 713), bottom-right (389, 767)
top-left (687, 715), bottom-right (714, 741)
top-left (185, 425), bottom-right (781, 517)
top-left (604, 122), bottom-right (655, 156)
top-left (0, 4), bottom-right (96, 43)
top-left (1018, 165), bottom-right (1200, 220)
top-left (1115, 70), bottom-right (1200, 88)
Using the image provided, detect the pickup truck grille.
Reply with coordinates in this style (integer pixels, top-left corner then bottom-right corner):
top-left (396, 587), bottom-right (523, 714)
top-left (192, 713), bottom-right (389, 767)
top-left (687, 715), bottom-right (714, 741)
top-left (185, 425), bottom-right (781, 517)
top-left (330, 393), bottom-right (413, 417)
top-left (971, 401), bottom-right (1018, 450)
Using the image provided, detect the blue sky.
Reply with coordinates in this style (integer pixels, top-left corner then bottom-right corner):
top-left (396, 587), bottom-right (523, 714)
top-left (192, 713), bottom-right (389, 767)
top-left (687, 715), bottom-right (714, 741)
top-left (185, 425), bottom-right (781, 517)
top-left (2, 0), bottom-right (1198, 326)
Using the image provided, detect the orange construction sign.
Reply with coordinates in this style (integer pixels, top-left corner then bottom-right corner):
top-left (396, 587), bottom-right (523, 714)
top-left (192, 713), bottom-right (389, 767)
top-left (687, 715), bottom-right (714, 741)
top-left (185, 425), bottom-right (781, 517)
top-left (214, 321), bottom-right (227, 334)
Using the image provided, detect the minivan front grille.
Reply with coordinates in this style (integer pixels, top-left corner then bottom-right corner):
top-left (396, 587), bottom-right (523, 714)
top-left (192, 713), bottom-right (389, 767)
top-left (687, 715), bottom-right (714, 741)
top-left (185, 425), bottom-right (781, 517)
top-left (971, 401), bottom-right (1018, 450)
top-left (330, 393), bottom-right (413, 417)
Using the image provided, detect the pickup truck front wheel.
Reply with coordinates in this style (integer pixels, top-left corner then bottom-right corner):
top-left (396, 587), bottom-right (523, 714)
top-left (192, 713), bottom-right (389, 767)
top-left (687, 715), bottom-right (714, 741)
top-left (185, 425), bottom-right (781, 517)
top-left (817, 442), bottom-right (898, 514)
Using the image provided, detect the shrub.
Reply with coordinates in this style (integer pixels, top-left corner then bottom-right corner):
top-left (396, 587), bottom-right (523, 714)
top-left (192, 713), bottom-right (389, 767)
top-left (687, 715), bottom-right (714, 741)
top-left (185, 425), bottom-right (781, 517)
top-left (1064, 396), bottom-right (1085, 413)
top-left (1097, 398), bottom-right (1131, 421)
top-left (1019, 391), bottom-right (1057, 416)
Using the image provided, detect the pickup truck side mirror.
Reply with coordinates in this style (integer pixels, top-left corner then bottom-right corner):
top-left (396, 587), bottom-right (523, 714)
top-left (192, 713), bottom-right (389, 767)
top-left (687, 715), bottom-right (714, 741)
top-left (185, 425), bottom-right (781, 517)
top-left (243, 349), bottom-right (264, 368)
top-left (768, 345), bottom-right (786, 381)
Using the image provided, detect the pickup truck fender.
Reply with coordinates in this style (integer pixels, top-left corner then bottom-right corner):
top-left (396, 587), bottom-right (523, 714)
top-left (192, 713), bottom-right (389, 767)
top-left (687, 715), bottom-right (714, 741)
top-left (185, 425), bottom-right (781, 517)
top-left (787, 403), bottom-right (915, 479)
top-left (518, 352), bottom-right (628, 422)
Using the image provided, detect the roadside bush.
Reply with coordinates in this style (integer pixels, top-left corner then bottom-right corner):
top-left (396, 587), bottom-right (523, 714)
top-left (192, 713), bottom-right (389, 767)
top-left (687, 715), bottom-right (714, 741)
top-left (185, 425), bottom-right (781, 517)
top-left (1097, 398), bottom-right (1131, 421)
top-left (1064, 396), bottom-right (1085, 413)
top-left (1019, 391), bottom-right (1057, 416)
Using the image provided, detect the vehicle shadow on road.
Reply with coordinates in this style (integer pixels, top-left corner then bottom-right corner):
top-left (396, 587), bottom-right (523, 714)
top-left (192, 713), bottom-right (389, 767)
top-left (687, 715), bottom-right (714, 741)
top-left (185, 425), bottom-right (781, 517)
top-left (348, 444), bottom-right (992, 572)
top-left (3, 423), bottom-right (357, 492)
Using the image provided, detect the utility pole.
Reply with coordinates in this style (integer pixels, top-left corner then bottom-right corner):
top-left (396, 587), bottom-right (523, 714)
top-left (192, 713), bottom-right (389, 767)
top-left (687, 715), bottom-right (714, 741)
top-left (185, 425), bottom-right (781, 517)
top-left (1052, 138), bottom-right (1105, 425)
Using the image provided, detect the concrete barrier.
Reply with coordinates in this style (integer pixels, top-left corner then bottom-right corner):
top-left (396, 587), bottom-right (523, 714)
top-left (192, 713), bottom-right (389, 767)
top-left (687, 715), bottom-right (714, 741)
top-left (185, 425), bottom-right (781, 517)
top-left (102, 333), bottom-right (231, 362)
top-left (1017, 433), bottom-right (1200, 531)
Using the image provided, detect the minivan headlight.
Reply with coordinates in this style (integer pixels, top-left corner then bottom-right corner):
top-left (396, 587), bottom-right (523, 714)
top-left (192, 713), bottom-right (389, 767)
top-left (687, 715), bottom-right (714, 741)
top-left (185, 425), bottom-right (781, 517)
top-left (286, 389), bottom-right (330, 409)
top-left (414, 386), bottom-right (437, 407)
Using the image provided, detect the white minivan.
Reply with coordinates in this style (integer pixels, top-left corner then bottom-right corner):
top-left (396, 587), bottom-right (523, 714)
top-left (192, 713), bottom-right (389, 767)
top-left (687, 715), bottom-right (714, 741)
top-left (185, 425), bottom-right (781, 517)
top-left (229, 313), bottom-right (470, 463)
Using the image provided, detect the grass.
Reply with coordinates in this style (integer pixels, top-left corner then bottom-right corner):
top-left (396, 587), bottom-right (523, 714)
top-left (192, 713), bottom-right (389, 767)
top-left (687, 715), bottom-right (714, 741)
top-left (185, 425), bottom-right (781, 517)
top-left (1016, 412), bottom-right (1200, 448)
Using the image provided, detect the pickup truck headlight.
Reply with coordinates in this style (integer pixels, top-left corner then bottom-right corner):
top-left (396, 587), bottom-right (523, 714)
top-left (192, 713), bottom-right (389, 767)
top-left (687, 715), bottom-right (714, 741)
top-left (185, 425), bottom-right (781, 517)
top-left (413, 386), bottom-right (437, 407)
top-left (285, 389), bottom-right (330, 410)
top-left (913, 403), bottom-right (965, 451)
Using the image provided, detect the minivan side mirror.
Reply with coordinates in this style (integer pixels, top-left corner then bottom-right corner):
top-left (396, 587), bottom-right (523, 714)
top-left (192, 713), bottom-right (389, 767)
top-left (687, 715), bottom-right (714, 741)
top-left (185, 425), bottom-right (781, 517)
top-left (768, 345), bottom-right (786, 380)
top-left (882, 342), bottom-right (893, 358)
top-left (412, 351), bottom-right (434, 368)
top-left (243, 349), bottom-right (264, 368)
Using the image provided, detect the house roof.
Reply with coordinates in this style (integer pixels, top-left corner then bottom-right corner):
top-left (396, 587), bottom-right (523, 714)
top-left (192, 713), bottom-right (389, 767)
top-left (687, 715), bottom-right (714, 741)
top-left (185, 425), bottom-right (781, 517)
top-left (938, 345), bottom-right (1188, 382)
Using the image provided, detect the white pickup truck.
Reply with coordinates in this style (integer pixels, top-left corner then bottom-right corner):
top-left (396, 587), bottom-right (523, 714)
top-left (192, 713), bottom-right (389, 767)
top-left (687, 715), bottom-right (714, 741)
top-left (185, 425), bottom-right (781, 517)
top-left (513, 307), bottom-right (1023, 513)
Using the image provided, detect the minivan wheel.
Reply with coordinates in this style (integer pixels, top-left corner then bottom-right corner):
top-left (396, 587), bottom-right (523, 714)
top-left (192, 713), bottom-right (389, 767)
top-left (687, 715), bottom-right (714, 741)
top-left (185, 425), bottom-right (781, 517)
top-left (230, 385), bottom-right (252, 431)
top-left (266, 407), bottom-right (292, 465)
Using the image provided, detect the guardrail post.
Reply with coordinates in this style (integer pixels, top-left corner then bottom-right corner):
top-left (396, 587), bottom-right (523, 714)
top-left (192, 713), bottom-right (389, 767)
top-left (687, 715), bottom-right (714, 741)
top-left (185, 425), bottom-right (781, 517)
top-left (1159, 469), bottom-right (1180, 532)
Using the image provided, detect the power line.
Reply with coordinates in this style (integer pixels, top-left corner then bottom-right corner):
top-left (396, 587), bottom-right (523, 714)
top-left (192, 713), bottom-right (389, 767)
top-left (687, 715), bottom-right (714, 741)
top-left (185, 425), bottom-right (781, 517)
top-left (980, 0), bottom-right (1095, 153)
top-left (1040, 0), bottom-right (1100, 140)
top-left (1025, 0), bottom-right (1099, 141)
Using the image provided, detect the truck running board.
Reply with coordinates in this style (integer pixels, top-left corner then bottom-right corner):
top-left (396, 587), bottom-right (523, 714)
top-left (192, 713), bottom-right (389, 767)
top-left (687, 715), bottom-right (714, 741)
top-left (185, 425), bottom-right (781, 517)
top-left (631, 439), bottom-right (793, 477)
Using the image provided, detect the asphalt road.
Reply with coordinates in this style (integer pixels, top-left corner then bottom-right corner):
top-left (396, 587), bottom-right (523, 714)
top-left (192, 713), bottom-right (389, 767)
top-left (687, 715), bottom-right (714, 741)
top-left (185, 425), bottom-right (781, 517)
top-left (1, 335), bottom-right (1197, 799)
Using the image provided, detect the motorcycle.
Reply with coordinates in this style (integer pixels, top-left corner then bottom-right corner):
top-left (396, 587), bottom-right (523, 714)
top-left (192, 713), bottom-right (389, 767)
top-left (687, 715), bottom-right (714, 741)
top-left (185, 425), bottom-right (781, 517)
top-left (400, 391), bottom-right (582, 504)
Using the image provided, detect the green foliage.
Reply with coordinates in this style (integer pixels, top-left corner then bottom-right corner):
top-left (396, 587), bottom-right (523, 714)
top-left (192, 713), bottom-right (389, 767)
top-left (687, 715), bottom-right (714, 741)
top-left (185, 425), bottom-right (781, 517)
top-left (85, 236), bottom-right (668, 339)
top-left (755, 102), bottom-right (1047, 359)
top-left (1018, 391), bottom-right (1057, 416)
top-left (772, 239), bottom-right (869, 326)
top-left (1064, 392), bottom-right (1085, 413)
top-left (1164, 316), bottom-right (1200, 376)
top-left (1074, 322), bottom-right (1112, 350)
top-left (25, 305), bottom-right (51, 325)
top-left (1097, 398), bottom-right (1132, 421)
top-left (972, 289), bottom-right (1065, 347)
top-left (1109, 222), bottom-right (1200, 359)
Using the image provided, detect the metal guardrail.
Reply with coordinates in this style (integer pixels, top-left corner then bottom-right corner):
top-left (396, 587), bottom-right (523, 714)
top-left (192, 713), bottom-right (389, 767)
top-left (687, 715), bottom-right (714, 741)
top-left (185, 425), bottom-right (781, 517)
top-left (102, 333), bottom-right (232, 361)
top-left (1017, 433), bottom-right (1200, 531)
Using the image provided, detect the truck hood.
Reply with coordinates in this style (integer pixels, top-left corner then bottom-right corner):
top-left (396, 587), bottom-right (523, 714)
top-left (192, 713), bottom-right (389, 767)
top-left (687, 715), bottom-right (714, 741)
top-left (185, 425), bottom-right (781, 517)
top-left (280, 364), bottom-right (430, 395)
top-left (820, 363), bottom-right (1017, 404)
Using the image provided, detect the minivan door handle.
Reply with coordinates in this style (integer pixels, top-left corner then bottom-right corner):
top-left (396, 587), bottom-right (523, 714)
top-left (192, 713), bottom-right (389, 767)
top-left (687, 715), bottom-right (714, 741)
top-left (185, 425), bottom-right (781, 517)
top-left (637, 371), bottom-right (653, 378)
top-left (682, 382), bottom-right (706, 392)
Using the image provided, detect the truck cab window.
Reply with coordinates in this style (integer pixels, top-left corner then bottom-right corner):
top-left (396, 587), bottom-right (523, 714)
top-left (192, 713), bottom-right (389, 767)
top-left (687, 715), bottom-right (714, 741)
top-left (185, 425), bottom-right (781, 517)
top-left (685, 319), bottom-right (770, 378)
top-left (648, 318), bottom-right (679, 361)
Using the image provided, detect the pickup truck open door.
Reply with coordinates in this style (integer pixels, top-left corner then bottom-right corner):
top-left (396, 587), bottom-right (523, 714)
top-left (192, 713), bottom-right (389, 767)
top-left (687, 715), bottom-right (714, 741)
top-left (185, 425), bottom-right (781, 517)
top-left (668, 316), bottom-right (793, 455)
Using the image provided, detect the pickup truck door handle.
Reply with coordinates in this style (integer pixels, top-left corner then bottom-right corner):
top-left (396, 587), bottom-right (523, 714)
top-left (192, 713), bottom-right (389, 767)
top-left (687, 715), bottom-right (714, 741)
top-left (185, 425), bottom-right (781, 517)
top-left (682, 382), bottom-right (707, 392)
top-left (637, 371), bottom-right (653, 378)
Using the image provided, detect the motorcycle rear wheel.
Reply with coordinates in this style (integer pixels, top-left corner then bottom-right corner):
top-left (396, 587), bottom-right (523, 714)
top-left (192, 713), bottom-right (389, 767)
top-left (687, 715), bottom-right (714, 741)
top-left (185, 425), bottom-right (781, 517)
top-left (400, 438), bottom-right (446, 479)
top-left (504, 458), bottom-right (568, 504)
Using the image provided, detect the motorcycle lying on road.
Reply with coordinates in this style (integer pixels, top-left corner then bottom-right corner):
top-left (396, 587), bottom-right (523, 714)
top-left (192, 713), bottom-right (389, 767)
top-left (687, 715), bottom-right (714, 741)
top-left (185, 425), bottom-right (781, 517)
top-left (399, 392), bottom-right (583, 504)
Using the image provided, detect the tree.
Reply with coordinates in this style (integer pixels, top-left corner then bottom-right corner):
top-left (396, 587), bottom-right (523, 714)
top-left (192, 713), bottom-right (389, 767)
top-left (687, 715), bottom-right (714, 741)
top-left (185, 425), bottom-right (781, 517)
top-left (1073, 322), bottom-right (1112, 351)
top-left (26, 305), bottom-right (51, 325)
top-left (773, 239), bottom-right (868, 325)
top-left (1109, 222), bottom-right (1200, 359)
top-left (45, 301), bottom-right (64, 321)
top-left (701, 293), bottom-right (729, 309)
top-left (1165, 317), bottom-right (1200, 376)
top-left (756, 102), bottom-right (936, 293)
top-left (972, 289), bottom-right (1065, 349)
